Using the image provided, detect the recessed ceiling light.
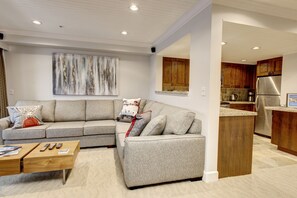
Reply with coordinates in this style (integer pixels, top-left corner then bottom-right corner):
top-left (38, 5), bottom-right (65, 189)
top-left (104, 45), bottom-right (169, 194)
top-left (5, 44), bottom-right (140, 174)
top-left (130, 4), bottom-right (139, 11)
top-left (252, 46), bottom-right (260, 50)
top-left (32, 20), bottom-right (42, 25)
top-left (221, 42), bottom-right (227, 45)
top-left (121, 31), bottom-right (128, 35)
top-left (241, 59), bottom-right (247, 62)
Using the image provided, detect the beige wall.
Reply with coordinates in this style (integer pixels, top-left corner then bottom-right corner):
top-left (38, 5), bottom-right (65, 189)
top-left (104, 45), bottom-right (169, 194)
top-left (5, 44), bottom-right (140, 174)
top-left (4, 45), bottom-right (151, 105)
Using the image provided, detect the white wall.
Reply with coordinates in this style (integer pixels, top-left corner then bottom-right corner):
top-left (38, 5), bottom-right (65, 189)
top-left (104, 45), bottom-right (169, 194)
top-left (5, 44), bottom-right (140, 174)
top-left (149, 3), bottom-right (297, 183)
top-left (150, 5), bottom-right (222, 182)
top-left (4, 45), bottom-right (150, 105)
top-left (281, 53), bottom-right (297, 105)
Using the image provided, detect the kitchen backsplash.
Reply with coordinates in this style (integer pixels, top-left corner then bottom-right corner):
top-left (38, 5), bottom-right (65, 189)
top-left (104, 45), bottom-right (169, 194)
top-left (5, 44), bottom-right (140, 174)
top-left (221, 88), bottom-right (254, 101)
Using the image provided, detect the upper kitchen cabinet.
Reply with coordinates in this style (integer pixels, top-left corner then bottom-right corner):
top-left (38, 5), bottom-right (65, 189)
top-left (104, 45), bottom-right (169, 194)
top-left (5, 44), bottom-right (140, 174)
top-left (256, 57), bottom-right (282, 77)
top-left (221, 63), bottom-right (256, 89)
top-left (162, 57), bottom-right (189, 91)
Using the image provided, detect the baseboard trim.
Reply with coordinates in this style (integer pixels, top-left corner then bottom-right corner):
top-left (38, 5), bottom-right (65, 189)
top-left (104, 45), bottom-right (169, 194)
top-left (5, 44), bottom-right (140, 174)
top-left (202, 170), bottom-right (218, 183)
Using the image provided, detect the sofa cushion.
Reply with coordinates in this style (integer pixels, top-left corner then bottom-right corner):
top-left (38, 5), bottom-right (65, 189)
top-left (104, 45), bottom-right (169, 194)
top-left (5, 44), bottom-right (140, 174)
top-left (55, 100), bottom-right (86, 121)
top-left (141, 115), bottom-right (166, 136)
top-left (116, 122), bottom-right (131, 134)
top-left (46, 121), bottom-right (84, 138)
top-left (16, 100), bottom-right (55, 122)
top-left (160, 105), bottom-right (195, 135)
top-left (126, 111), bottom-right (151, 137)
top-left (2, 124), bottom-right (50, 140)
top-left (143, 101), bottom-right (165, 119)
top-left (84, 120), bottom-right (116, 135)
top-left (86, 100), bottom-right (114, 121)
top-left (187, 119), bottom-right (202, 134)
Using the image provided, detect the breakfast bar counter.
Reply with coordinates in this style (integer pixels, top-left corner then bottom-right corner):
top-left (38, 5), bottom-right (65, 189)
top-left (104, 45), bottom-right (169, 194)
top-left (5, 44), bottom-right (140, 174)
top-left (218, 107), bottom-right (257, 178)
top-left (268, 107), bottom-right (297, 156)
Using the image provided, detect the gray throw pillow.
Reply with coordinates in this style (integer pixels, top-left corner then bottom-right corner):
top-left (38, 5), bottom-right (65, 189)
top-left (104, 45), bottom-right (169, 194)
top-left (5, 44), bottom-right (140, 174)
top-left (187, 119), bottom-right (202, 134)
top-left (141, 115), bottom-right (166, 136)
top-left (163, 111), bottom-right (195, 135)
top-left (126, 111), bottom-right (151, 137)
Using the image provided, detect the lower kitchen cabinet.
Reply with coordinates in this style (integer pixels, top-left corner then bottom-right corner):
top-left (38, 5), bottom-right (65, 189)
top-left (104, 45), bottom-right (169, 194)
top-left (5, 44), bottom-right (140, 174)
top-left (271, 110), bottom-right (297, 156)
top-left (218, 116), bottom-right (255, 178)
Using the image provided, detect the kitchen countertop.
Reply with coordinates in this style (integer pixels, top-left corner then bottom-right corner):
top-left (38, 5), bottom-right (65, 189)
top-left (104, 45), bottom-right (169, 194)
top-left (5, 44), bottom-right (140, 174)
top-left (220, 107), bottom-right (257, 117)
top-left (221, 101), bottom-right (256, 105)
top-left (265, 106), bottom-right (297, 113)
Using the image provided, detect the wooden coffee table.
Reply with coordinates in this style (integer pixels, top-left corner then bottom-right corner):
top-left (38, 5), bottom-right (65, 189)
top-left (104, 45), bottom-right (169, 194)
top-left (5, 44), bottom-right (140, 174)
top-left (0, 141), bottom-right (80, 184)
top-left (23, 141), bottom-right (80, 184)
top-left (0, 143), bottom-right (39, 176)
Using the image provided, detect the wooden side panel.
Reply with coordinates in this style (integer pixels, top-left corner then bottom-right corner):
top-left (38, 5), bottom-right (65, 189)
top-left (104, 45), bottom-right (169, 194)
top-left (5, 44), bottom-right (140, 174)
top-left (23, 156), bottom-right (74, 173)
top-left (218, 116), bottom-right (254, 178)
top-left (271, 111), bottom-right (281, 145)
top-left (0, 159), bottom-right (21, 176)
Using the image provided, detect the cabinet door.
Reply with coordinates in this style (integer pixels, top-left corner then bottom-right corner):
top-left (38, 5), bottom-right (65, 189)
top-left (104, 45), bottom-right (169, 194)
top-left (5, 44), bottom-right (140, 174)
top-left (174, 59), bottom-right (186, 86)
top-left (222, 63), bottom-right (256, 88)
top-left (257, 60), bottom-right (270, 76)
top-left (162, 57), bottom-right (189, 91)
top-left (273, 57), bottom-right (282, 75)
top-left (162, 58), bottom-right (173, 90)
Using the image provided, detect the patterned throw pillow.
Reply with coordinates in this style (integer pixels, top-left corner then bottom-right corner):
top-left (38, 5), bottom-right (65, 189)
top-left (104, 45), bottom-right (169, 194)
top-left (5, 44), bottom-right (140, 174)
top-left (117, 98), bottom-right (141, 123)
top-left (7, 105), bottom-right (43, 129)
top-left (125, 111), bottom-right (151, 137)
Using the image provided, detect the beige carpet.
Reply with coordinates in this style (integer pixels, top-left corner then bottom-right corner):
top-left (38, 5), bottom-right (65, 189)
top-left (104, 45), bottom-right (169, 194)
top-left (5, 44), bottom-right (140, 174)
top-left (1, 135), bottom-right (297, 198)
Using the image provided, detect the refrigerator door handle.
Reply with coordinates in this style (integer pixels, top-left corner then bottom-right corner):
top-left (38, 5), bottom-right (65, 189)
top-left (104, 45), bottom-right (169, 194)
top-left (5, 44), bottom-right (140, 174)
top-left (256, 96), bottom-right (259, 111)
top-left (256, 78), bottom-right (259, 94)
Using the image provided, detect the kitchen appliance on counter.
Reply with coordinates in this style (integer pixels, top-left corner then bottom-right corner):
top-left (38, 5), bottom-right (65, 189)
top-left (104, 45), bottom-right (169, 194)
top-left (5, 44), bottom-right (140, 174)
top-left (255, 76), bottom-right (281, 137)
top-left (248, 91), bottom-right (254, 102)
top-left (230, 93), bottom-right (238, 101)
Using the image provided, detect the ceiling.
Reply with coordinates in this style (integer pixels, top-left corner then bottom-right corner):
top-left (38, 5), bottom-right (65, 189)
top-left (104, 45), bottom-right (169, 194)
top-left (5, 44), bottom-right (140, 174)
top-left (0, 0), bottom-right (199, 49)
top-left (222, 22), bottom-right (297, 64)
top-left (2, 0), bottom-right (297, 55)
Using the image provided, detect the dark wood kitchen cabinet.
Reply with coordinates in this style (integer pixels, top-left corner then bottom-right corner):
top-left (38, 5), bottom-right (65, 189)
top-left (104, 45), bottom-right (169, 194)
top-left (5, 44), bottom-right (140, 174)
top-left (256, 57), bottom-right (282, 77)
top-left (221, 63), bottom-right (256, 89)
top-left (163, 57), bottom-right (189, 91)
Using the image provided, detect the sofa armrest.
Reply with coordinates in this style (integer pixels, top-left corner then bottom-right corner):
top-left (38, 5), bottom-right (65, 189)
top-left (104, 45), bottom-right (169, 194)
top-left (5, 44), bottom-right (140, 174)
top-left (123, 134), bottom-right (205, 187)
top-left (0, 117), bottom-right (11, 144)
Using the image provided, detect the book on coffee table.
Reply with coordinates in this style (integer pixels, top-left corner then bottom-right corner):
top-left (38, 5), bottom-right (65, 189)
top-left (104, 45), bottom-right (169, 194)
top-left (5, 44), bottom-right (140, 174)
top-left (0, 145), bottom-right (22, 157)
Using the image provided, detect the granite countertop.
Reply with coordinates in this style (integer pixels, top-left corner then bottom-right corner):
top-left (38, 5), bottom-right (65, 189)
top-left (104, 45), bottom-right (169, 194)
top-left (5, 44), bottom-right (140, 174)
top-left (220, 107), bottom-right (257, 117)
top-left (155, 91), bottom-right (188, 96)
top-left (265, 106), bottom-right (297, 113)
top-left (221, 101), bottom-right (256, 105)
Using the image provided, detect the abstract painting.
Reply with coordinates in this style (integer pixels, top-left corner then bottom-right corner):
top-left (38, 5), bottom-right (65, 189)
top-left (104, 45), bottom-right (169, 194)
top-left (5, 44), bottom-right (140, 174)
top-left (53, 53), bottom-right (118, 95)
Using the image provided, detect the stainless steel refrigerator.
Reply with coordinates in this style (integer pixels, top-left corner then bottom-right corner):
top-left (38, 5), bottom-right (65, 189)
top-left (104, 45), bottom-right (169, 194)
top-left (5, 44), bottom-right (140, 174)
top-left (255, 76), bottom-right (281, 137)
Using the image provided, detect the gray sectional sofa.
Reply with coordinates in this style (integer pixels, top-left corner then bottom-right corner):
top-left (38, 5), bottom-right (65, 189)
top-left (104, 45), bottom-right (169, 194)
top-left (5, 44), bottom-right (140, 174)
top-left (0, 99), bottom-right (205, 188)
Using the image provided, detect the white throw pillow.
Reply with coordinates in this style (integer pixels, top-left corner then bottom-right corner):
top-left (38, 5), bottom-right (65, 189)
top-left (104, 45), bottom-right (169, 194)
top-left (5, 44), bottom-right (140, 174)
top-left (117, 98), bottom-right (141, 122)
top-left (141, 115), bottom-right (166, 136)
